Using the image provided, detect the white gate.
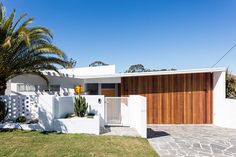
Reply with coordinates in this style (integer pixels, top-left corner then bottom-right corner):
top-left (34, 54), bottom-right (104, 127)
top-left (105, 97), bottom-right (129, 126)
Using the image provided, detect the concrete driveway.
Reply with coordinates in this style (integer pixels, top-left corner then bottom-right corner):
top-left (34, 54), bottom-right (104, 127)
top-left (148, 125), bottom-right (236, 157)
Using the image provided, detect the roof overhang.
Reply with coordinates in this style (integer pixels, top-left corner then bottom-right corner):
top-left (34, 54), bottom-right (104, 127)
top-left (76, 67), bottom-right (226, 79)
top-left (41, 67), bottom-right (226, 79)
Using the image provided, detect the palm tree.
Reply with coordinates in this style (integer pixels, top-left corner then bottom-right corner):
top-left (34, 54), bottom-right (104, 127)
top-left (0, 4), bottom-right (71, 95)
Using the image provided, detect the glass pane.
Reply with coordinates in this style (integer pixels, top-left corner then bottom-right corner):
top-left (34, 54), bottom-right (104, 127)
top-left (102, 84), bottom-right (115, 89)
top-left (50, 85), bottom-right (60, 92)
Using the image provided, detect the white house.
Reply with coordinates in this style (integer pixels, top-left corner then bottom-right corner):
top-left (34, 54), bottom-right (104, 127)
top-left (5, 64), bottom-right (236, 129)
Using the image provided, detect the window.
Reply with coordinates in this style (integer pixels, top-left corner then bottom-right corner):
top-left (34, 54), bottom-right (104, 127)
top-left (101, 84), bottom-right (115, 89)
top-left (17, 84), bottom-right (60, 93)
top-left (49, 85), bottom-right (60, 92)
top-left (39, 85), bottom-right (60, 92)
top-left (17, 84), bottom-right (36, 92)
top-left (86, 84), bottom-right (98, 95)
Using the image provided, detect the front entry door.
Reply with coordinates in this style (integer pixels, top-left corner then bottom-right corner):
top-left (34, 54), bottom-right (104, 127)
top-left (101, 89), bottom-right (116, 97)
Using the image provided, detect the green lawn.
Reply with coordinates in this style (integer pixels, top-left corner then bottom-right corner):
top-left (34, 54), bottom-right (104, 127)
top-left (0, 129), bottom-right (158, 157)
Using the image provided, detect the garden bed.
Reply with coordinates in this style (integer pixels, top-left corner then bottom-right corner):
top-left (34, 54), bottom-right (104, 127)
top-left (0, 122), bottom-right (42, 131)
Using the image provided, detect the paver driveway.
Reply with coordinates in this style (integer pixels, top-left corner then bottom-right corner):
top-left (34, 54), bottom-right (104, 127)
top-left (148, 125), bottom-right (236, 157)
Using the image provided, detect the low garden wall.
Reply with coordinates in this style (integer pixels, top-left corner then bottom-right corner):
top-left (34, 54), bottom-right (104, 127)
top-left (0, 95), bottom-right (39, 120)
top-left (53, 116), bottom-right (100, 135)
top-left (53, 95), bottom-right (105, 127)
top-left (0, 95), bottom-right (102, 135)
top-left (214, 98), bottom-right (236, 129)
top-left (0, 94), bottom-right (147, 137)
top-left (128, 95), bottom-right (147, 138)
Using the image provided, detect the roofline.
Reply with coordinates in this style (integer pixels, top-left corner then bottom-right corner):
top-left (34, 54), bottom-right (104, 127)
top-left (75, 67), bottom-right (226, 79)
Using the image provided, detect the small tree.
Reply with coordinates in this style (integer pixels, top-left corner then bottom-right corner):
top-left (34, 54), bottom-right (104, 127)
top-left (89, 61), bottom-right (108, 67)
top-left (74, 96), bottom-right (88, 117)
top-left (125, 64), bottom-right (177, 73)
top-left (226, 70), bottom-right (236, 99)
top-left (0, 101), bottom-right (8, 122)
top-left (125, 64), bottom-right (146, 73)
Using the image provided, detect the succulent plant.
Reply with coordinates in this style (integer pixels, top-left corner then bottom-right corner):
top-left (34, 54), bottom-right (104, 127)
top-left (74, 96), bottom-right (88, 117)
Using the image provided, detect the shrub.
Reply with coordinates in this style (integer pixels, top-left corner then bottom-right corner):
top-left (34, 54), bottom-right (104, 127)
top-left (16, 116), bottom-right (26, 123)
top-left (0, 100), bottom-right (8, 122)
top-left (226, 70), bottom-right (236, 99)
top-left (74, 96), bottom-right (88, 117)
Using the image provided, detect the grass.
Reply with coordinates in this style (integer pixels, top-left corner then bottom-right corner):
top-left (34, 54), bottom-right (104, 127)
top-left (0, 129), bottom-right (158, 157)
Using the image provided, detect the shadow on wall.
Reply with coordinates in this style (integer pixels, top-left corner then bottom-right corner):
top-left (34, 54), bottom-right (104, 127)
top-left (37, 96), bottom-right (55, 131)
top-left (24, 102), bottom-right (53, 132)
top-left (52, 119), bottom-right (68, 133)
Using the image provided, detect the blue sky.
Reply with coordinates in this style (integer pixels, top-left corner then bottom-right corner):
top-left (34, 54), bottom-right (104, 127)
top-left (3, 0), bottom-right (236, 72)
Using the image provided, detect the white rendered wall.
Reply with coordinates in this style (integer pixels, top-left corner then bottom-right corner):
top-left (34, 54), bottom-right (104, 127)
top-left (121, 98), bottom-right (129, 126)
top-left (59, 65), bottom-right (116, 77)
top-left (38, 95), bottom-right (55, 131)
top-left (8, 74), bottom-right (84, 96)
top-left (52, 95), bottom-right (105, 127)
top-left (84, 77), bottom-right (121, 84)
top-left (82, 95), bottom-right (105, 127)
top-left (220, 99), bottom-right (236, 129)
top-left (54, 96), bottom-right (74, 119)
top-left (213, 71), bottom-right (226, 127)
top-left (53, 116), bottom-right (100, 135)
top-left (9, 74), bottom-right (47, 95)
top-left (213, 71), bottom-right (236, 129)
top-left (128, 95), bottom-right (147, 138)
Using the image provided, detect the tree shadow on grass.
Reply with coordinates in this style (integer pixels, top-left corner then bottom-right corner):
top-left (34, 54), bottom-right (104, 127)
top-left (0, 128), bottom-right (16, 132)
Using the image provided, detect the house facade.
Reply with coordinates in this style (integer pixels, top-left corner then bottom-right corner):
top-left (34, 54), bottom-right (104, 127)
top-left (6, 65), bottom-right (226, 125)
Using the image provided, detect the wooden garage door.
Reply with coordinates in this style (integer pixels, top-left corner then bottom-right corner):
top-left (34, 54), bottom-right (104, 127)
top-left (121, 73), bottom-right (213, 124)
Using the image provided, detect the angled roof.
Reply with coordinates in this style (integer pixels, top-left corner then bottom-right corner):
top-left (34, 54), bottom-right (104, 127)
top-left (55, 67), bottom-right (226, 79)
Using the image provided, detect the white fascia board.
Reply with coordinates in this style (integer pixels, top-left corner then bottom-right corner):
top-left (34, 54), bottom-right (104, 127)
top-left (76, 67), bottom-right (226, 79)
top-left (40, 67), bottom-right (226, 80)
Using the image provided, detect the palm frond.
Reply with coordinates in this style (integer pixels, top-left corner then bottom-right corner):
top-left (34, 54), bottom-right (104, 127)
top-left (0, 3), bottom-right (6, 25)
top-left (3, 9), bottom-right (16, 33)
top-left (0, 4), bottom-right (70, 87)
top-left (12, 13), bottom-right (27, 32)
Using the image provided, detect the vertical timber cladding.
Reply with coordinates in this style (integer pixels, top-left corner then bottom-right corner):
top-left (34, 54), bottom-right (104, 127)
top-left (121, 73), bottom-right (213, 124)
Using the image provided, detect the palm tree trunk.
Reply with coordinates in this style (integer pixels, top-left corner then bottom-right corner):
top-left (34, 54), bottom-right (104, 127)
top-left (0, 78), bottom-right (7, 95)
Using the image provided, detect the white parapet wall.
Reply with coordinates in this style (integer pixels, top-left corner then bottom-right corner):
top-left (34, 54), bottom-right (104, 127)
top-left (53, 116), bottom-right (100, 135)
top-left (128, 95), bottom-right (147, 138)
